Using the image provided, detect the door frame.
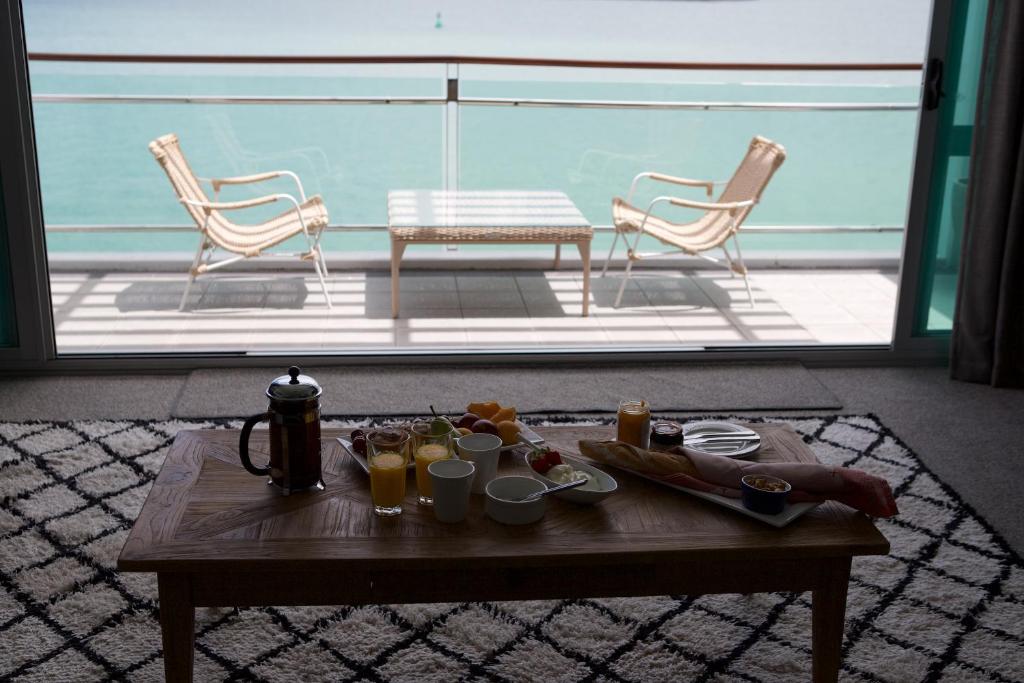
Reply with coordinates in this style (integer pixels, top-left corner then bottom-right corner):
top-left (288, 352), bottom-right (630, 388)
top-left (892, 0), bottom-right (957, 359)
top-left (0, 0), bottom-right (54, 367)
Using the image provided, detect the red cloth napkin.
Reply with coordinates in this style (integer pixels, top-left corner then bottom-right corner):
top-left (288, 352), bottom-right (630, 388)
top-left (659, 446), bottom-right (898, 518)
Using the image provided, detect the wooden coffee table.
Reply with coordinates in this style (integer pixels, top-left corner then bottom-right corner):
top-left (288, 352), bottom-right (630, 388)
top-left (118, 425), bottom-right (888, 682)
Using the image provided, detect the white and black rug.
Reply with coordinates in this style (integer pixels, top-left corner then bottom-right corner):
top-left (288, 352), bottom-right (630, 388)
top-left (0, 415), bottom-right (1022, 682)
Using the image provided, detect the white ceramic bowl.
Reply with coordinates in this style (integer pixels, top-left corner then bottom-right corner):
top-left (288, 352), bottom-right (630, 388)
top-left (523, 454), bottom-right (618, 504)
top-left (484, 476), bottom-right (547, 525)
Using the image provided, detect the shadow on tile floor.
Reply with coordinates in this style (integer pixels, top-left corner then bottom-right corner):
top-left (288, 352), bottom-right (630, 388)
top-left (114, 277), bottom-right (310, 312)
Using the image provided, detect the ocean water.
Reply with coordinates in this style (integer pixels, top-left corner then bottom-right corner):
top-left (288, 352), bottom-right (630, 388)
top-left (24, 0), bottom-right (930, 258)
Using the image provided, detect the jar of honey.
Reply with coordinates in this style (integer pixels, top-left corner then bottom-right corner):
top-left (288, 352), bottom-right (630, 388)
top-left (616, 400), bottom-right (651, 448)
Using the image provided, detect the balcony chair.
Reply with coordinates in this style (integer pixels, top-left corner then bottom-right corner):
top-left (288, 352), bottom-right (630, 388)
top-left (148, 133), bottom-right (332, 311)
top-left (601, 135), bottom-right (786, 308)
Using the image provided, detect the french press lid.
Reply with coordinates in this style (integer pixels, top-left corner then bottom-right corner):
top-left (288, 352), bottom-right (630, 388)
top-left (266, 366), bottom-right (322, 401)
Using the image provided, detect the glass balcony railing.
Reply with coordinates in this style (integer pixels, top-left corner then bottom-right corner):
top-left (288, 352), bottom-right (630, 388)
top-left (28, 55), bottom-right (921, 262)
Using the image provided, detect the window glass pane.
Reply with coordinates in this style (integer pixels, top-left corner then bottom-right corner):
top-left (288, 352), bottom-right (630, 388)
top-left (459, 88), bottom-right (918, 257)
top-left (36, 100), bottom-right (443, 255)
top-left (22, 1), bottom-right (931, 354)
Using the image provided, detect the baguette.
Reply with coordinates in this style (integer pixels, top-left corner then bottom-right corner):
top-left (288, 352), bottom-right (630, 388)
top-left (578, 440), bottom-right (698, 478)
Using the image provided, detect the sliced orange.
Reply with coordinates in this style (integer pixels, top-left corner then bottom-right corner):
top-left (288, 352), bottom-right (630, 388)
top-left (468, 401), bottom-right (501, 419)
top-left (490, 406), bottom-right (516, 424)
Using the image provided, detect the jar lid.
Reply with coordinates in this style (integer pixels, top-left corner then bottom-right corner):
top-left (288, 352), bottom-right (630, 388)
top-left (267, 366), bottom-right (322, 401)
top-left (618, 399), bottom-right (649, 414)
top-left (652, 420), bottom-right (682, 436)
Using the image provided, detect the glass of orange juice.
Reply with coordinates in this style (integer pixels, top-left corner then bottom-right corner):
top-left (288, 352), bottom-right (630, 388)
top-left (366, 429), bottom-right (410, 516)
top-left (411, 422), bottom-right (453, 506)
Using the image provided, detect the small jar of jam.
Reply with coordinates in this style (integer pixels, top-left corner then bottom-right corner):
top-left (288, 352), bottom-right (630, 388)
top-left (650, 421), bottom-right (683, 450)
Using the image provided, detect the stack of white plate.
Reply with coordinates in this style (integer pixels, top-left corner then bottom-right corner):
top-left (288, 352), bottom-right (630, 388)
top-left (681, 420), bottom-right (761, 459)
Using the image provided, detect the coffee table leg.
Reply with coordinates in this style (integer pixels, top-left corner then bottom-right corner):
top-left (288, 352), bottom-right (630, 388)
top-left (578, 240), bottom-right (591, 317)
top-left (158, 573), bottom-right (195, 683)
top-left (554, 244), bottom-right (561, 269)
top-left (812, 557), bottom-right (851, 683)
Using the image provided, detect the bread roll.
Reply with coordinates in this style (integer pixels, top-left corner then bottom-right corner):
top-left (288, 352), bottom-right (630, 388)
top-left (578, 440), bottom-right (698, 478)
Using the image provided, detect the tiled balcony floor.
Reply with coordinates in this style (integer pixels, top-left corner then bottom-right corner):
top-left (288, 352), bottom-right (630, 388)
top-left (50, 268), bottom-right (898, 353)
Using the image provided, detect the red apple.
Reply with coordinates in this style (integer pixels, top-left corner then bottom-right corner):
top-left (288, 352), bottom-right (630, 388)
top-left (456, 412), bottom-right (481, 429)
top-left (470, 419), bottom-right (499, 436)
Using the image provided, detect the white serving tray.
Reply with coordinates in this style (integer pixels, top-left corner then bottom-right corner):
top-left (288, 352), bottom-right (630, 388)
top-left (602, 464), bottom-right (820, 528)
top-left (337, 437), bottom-right (412, 473)
top-left (337, 422), bottom-right (544, 475)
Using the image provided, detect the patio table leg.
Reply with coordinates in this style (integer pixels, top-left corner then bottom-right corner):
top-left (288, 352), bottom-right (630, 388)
top-left (812, 557), bottom-right (851, 683)
top-left (554, 244), bottom-right (561, 269)
top-left (578, 240), bottom-right (591, 317)
top-left (158, 573), bottom-right (195, 683)
top-left (391, 241), bottom-right (406, 318)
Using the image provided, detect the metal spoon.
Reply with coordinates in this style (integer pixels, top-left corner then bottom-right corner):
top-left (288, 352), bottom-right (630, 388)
top-left (520, 478), bottom-right (587, 501)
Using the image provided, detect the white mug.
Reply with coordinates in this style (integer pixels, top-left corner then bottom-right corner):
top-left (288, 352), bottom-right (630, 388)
top-left (456, 433), bottom-right (503, 494)
top-left (428, 458), bottom-right (476, 523)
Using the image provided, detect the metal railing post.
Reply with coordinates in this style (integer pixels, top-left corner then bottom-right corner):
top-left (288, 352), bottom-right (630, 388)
top-left (444, 63), bottom-right (460, 192)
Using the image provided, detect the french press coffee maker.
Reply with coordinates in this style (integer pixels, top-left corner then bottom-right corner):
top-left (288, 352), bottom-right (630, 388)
top-left (239, 366), bottom-right (325, 494)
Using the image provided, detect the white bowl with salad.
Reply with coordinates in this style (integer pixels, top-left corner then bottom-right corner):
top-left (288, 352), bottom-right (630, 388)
top-left (523, 445), bottom-right (618, 504)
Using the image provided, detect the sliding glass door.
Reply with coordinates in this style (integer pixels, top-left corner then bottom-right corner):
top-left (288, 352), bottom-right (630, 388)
top-left (0, 0), bottom-right (987, 366)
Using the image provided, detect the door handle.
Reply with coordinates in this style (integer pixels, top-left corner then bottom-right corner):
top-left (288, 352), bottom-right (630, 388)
top-left (924, 57), bottom-right (944, 110)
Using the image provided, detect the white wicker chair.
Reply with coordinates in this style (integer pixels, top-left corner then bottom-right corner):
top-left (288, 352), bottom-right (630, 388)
top-left (602, 136), bottom-right (786, 307)
top-left (149, 134), bottom-right (332, 311)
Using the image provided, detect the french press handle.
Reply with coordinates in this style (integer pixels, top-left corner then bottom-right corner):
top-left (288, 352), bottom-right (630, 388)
top-left (238, 411), bottom-right (272, 476)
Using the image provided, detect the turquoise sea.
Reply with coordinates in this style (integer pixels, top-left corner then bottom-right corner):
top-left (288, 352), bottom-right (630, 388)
top-left (24, 0), bottom-right (931, 258)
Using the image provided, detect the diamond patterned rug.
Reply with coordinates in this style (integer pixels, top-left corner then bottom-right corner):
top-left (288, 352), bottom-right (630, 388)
top-left (0, 415), bottom-right (1022, 682)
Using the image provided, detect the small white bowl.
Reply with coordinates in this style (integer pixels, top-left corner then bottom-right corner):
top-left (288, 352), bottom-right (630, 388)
top-left (523, 454), bottom-right (618, 505)
top-left (485, 476), bottom-right (547, 525)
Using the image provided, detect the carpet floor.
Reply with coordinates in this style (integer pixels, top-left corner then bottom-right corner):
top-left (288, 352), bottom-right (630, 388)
top-left (0, 416), bottom-right (1022, 682)
top-left (173, 363), bottom-right (842, 418)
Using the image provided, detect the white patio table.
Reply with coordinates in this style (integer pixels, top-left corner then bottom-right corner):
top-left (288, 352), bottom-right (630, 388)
top-left (387, 190), bottom-right (594, 317)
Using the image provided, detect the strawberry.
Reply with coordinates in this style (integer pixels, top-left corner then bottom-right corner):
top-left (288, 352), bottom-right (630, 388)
top-left (528, 448), bottom-right (561, 475)
top-left (529, 451), bottom-right (553, 474)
